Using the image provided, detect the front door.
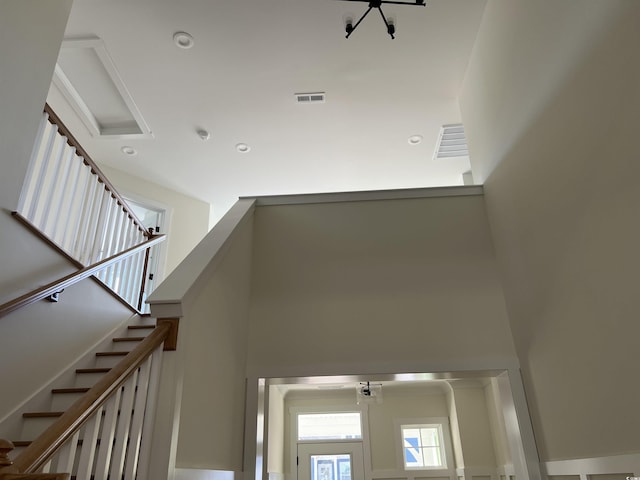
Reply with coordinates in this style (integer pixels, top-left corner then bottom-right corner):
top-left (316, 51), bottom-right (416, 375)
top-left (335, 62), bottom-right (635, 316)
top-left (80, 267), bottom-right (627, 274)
top-left (298, 442), bottom-right (364, 480)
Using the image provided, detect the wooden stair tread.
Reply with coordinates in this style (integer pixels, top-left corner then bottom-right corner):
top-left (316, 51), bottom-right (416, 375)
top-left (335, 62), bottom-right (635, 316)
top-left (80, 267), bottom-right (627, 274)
top-left (76, 367), bottom-right (111, 374)
top-left (95, 351), bottom-right (130, 356)
top-left (112, 336), bottom-right (144, 342)
top-left (11, 440), bottom-right (31, 447)
top-left (52, 387), bottom-right (90, 394)
top-left (23, 411), bottom-right (64, 418)
top-left (127, 325), bottom-right (155, 330)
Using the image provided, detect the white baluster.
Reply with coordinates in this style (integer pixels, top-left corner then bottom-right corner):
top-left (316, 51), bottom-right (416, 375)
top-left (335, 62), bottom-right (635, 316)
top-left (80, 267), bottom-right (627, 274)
top-left (64, 163), bottom-right (91, 257)
top-left (128, 251), bottom-right (145, 307)
top-left (111, 212), bottom-right (130, 294)
top-left (40, 458), bottom-right (52, 473)
top-left (134, 345), bottom-right (164, 480)
top-left (26, 120), bottom-right (57, 222)
top-left (18, 111), bottom-right (49, 216)
top-left (90, 189), bottom-right (112, 264)
top-left (93, 387), bottom-right (123, 480)
top-left (54, 430), bottom-right (80, 476)
top-left (79, 180), bottom-right (103, 265)
top-left (96, 197), bottom-right (115, 283)
top-left (32, 133), bottom-right (65, 229)
top-left (74, 171), bottom-right (97, 262)
top-left (51, 146), bottom-right (81, 247)
top-left (76, 406), bottom-right (103, 480)
top-left (84, 187), bottom-right (108, 265)
top-left (38, 134), bottom-right (68, 235)
top-left (109, 370), bottom-right (139, 480)
top-left (123, 356), bottom-right (153, 480)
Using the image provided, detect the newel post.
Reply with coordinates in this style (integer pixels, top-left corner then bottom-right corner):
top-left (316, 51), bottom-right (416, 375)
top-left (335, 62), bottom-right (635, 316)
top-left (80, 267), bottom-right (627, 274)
top-left (0, 439), bottom-right (17, 476)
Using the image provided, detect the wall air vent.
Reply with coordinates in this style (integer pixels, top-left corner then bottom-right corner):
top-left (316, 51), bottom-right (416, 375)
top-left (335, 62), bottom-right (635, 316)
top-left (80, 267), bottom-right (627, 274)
top-left (295, 92), bottom-right (326, 104)
top-left (433, 124), bottom-right (468, 159)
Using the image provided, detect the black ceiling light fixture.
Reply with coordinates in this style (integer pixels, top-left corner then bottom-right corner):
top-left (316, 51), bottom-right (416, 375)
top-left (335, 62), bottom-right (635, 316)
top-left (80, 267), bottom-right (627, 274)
top-left (338, 0), bottom-right (426, 39)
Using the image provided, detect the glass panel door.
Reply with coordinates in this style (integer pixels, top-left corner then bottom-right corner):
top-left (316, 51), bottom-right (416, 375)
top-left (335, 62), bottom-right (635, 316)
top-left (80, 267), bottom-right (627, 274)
top-left (298, 443), bottom-right (364, 480)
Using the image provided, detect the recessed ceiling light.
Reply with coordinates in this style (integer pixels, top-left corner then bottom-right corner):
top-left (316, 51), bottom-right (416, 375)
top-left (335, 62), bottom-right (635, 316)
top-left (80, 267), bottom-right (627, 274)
top-left (173, 31), bottom-right (194, 49)
top-left (408, 135), bottom-right (423, 145)
top-left (121, 146), bottom-right (137, 156)
top-left (236, 143), bottom-right (251, 153)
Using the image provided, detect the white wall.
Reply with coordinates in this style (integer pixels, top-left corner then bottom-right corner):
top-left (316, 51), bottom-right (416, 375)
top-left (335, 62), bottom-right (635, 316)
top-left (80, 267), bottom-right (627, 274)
top-left (98, 164), bottom-right (211, 277)
top-left (247, 194), bottom-right (517, 379)
top-left (0, 0), bottom-right (74, 304)
top-left (460, 0), bottom-right (640, 462)
top-left (0, 0), bottom-right (137, 423)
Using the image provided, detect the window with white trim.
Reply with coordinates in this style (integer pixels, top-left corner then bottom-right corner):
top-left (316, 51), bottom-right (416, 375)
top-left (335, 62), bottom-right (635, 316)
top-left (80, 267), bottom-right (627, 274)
top-left (297, 412), bottom-right (363, 441)
top-left (400, 423), bottom-right (447, 469)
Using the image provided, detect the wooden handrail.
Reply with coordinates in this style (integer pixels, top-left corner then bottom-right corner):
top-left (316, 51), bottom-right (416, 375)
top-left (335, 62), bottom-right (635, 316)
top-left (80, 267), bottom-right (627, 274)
top-left (43, 104), bottom-right (149, 237)
top-left (0, 232), bottom-right (165, 319)
top-left (0, 322), bottom-right (172, 475)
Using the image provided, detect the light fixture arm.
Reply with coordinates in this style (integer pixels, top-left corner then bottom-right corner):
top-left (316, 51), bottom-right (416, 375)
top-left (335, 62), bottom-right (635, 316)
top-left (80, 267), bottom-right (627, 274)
top-left (341, 0), bottom-right (425, 39)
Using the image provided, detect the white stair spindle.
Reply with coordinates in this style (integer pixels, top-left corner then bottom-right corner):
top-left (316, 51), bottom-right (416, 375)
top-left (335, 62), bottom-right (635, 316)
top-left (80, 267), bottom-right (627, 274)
top-left (32, 133), bottom-right (64, 229)
top-left (108, 370), bottom-right (139, 480)
top-left (123, 356), bottom-right (153, 480)
top-left (73, 172), bottom-right (97, 262)
top-left (26, 121), bottom-right (58, 222)
top-left (79, 181), bottom-right (103, 264)
top-left (133, 345), bottom-right (164, 480)
top-left (38, 136), bottom-right (68, 235)
top-left (54, 430), bottom-right (80, 476)
top-left (84, 187), bottom-right (108, 265)
top-left (93, 387), bottom-right (123, 480)
top-left (51, 146), bottom-right (81, 247)
top-left (40, 458), bottom-right (52, 474)
top-left (18, 111), bottom-right (49, 215)
top-left (64, 163), bottom-right (91, 256)
top-left (76, 406), bottom-right (103, 480)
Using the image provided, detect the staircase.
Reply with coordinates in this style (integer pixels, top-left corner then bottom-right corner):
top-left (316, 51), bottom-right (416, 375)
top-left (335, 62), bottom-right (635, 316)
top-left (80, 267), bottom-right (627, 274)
top-left (0, 315), bottom-right (164, 479)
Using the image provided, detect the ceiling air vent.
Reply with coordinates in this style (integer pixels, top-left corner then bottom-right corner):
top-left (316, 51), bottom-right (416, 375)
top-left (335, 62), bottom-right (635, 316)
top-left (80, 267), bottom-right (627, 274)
top-left (295, 92), bottom-right (326, 104)
top-left (434, 124), bottom-right (468, 159)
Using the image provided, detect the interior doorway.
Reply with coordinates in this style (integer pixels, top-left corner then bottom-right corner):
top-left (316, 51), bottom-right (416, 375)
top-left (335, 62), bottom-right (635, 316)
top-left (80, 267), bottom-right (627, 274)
top-left (125, 197), bottom-right (167, 310)
top-left (250, 370), bottom-right (540, 480)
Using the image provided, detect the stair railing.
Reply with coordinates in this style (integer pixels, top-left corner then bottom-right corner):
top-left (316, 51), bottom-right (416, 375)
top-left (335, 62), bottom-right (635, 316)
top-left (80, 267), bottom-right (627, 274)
top-left (16, 104), bottom-right (158, 312)
top-left (0, 233), bottom-right (165, 319)
top-left (0, 318), bottom-right (178, 480)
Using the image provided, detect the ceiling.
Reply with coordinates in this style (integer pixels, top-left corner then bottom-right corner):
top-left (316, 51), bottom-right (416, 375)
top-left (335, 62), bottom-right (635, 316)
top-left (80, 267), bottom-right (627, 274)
top-left (48, 0), bottom-right (487, 223)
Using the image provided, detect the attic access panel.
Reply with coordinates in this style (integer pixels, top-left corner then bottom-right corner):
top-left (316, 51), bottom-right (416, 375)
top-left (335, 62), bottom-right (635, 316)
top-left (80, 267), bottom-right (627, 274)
top-left (52, 37), bottom-right (152, 139)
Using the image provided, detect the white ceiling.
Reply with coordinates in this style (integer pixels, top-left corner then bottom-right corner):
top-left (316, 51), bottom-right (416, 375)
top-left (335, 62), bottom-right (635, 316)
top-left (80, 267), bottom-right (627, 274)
top-left (48, 0), bottom-right (487, 222)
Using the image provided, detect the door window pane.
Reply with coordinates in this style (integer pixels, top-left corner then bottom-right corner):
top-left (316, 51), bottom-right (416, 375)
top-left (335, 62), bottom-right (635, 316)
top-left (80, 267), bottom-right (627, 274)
top-left (311, 454), bottom-right (351, 480)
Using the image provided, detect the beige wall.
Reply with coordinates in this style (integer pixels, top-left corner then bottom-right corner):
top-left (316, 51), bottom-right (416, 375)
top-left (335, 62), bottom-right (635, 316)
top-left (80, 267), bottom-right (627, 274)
top-left (449, 386), bottom-right (496, 468)
top-left (247, 194), bottom-right (517, 378)
top-left (460, 0), bottom-right (640, 461)
top-left (175, 216), bottom-right (253, 470)
top-left (98, 164), bottom-right (211, 277)
top-left (368, 386), bottom-right (449, 471)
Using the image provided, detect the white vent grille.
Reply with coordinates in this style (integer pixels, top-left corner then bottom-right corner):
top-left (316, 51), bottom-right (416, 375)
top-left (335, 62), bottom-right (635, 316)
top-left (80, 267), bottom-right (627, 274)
top-left (434, 124), bottom-right (468, 159)
top-left (295, 92), bottom-right (325, 103)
